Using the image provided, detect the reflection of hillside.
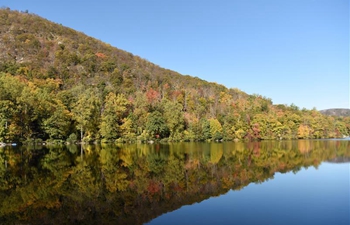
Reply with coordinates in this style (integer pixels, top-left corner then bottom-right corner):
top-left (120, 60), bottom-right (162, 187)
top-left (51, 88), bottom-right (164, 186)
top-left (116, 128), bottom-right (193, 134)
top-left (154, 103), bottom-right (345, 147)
top-left (327, 157), bottom-right (350, 163)
top-left (0, 141), bottom-right (349, 224)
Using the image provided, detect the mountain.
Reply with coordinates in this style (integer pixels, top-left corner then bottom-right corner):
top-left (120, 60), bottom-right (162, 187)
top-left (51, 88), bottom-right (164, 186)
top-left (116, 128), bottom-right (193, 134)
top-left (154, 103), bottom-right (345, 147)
top-left (0, 8), bottom-right (349, 143)
top-left (320, 108), bottom-right (350, 117)
top-left (0, 9), bottom-right (229, 92)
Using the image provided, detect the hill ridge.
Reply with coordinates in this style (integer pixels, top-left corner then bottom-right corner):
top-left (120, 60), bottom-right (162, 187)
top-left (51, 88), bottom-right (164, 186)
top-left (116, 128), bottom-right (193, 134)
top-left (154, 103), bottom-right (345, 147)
top-left (320, 108), bottom-right (350, 117)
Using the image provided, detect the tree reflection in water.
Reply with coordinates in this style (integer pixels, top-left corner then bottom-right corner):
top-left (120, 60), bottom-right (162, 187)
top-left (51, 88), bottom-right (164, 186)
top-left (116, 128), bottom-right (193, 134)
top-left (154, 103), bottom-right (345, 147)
top-left (0, 140), bottom-right (349, 224)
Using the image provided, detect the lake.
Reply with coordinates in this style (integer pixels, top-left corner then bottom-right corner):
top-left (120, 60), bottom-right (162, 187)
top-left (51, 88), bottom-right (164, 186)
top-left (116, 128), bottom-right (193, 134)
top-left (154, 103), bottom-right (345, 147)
top-left (0, 140), bottom-right (349, 225)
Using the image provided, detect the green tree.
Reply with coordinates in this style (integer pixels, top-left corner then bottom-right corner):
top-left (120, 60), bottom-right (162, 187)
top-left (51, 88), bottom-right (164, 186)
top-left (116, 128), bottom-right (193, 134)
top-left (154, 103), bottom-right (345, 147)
top-left (72, 88), bottom-right (102, 142)
top-left (200, 118), bottom-right (211, 141)
top-left (0, 100), bottom-right (14, 142)
top-left (100, 92), bottom-right (129, 141)
top-left (132, 92), bottom-right (149, 135)
top-left (146, 111), bottom-right (169, 139)
top-left (120, 116), bottom-right (136, 140)
top-left (162, 99), bottom-right (184, 140)
top-left (42, 99), bottom-right (72, 140)
top-left (209, 118), bottom-right (223, 141)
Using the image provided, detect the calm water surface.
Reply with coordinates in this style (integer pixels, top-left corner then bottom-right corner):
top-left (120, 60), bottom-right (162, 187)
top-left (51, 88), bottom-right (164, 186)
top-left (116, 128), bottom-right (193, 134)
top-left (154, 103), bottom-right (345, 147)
top-left (147, 162), bottom-right (349, 225)
top-left (0, 140), bottom-right (349, 225)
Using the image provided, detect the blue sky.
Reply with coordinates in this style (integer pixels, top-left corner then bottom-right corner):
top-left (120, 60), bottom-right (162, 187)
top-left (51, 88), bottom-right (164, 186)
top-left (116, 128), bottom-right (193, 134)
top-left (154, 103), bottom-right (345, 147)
top-left (2, 0), bottom-right (349, 110)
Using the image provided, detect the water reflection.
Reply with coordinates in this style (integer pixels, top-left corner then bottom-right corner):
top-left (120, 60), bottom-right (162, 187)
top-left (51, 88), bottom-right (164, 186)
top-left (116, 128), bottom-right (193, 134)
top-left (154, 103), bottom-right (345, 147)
top-left (0, 140), bottom-right (349, 224)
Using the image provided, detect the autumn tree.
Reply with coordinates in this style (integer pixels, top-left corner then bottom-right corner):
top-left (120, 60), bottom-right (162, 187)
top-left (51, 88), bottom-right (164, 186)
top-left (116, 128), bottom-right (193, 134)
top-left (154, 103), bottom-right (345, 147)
top-left (100, 92), bottom-right (129, 141)
top-left (72, 88), bottom-right (102, 142)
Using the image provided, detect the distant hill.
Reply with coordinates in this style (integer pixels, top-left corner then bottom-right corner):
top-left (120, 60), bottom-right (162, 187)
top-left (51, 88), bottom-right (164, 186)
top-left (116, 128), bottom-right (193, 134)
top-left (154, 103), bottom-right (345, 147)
top-left (327, 156), bottom-right (350, 163)
top-left (320, 108), bottom-right (350, 117)
top-left (0, 8), bottom-right (349, 143)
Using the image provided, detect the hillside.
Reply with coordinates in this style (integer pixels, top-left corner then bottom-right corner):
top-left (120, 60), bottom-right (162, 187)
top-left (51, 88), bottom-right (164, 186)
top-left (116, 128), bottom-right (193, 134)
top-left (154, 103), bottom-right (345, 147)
top-left (320, 108), bottom-right (350, 117)
top-left (0, 8), bottom-right (349, 143)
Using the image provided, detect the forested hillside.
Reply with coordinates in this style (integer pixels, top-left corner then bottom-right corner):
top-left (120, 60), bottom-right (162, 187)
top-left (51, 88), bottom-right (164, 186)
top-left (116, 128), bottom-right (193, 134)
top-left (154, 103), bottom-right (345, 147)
top-left (0, 8), bottom-right (349, 144)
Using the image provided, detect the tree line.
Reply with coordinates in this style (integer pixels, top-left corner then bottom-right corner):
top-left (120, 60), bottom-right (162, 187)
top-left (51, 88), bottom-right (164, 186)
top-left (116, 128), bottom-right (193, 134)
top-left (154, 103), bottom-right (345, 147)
top-left (0, 72), bottom-right (349, 144)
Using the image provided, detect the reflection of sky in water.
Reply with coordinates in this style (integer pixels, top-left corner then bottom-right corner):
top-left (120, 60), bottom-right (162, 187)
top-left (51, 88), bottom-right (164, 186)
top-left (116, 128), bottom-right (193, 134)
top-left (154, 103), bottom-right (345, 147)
top-left (146, 163), bottom-right (350, 225)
